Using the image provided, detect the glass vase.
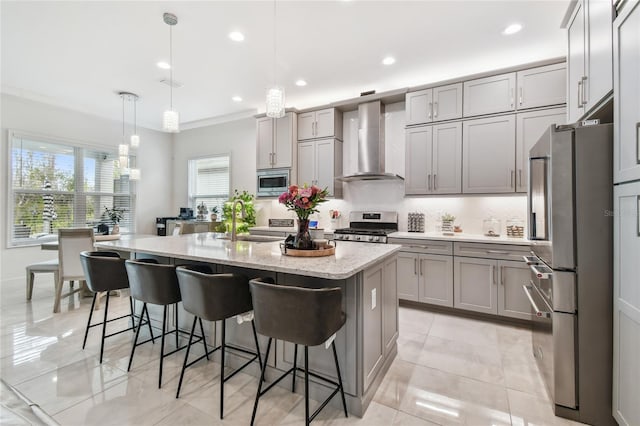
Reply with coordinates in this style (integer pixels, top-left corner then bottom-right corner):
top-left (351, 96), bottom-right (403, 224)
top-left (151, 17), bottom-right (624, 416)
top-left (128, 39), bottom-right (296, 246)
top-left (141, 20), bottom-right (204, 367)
top-left (294, 219), bottom-right (313, 250)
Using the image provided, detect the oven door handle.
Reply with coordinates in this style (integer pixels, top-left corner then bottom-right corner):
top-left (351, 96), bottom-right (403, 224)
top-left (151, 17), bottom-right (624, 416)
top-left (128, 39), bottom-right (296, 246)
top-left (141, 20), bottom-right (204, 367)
top-left (522, 284), bottom-right (551, 318)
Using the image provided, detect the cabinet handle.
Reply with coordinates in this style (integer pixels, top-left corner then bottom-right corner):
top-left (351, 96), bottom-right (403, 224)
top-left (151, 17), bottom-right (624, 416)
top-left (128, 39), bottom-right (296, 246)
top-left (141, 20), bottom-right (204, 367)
top-left (427, 174), bottom-right (431, 191)
top-left (636, 122), bottom-right (640, 164)
top-left (581, 76), bottom-right (588, 105)
top-left (486, 250), bottom-right (509, 255)
top-left (492, 265), bottom-right (497, 285)
top-left (510, 88), bottom-right (514, 108)
top-left (428, 102), bottom-right (432, 119)
top-left (420, 259), bottom-right (423, 276)
top-left (270, 152), bottom-right (274, 165)
top-left (434, 101), bottom-right (438, 118)
top-left (500, 266), bottom-right (505, 286)
top-left (510, 170), bottom-right (514, 188)
top-left (414, 258), bottom-right (417, 275)
top-left (518, 169), bottom-right (522, 188)
top-left (577, 80), bottom-right (583, 108)
top-left (408, 245), bottom-right (429, 250)
top-left (433, 174), bottom-right (437, 191)
top-left (273, 152), bottom-right (277, 165)
top-left (519, 87), bottom-right (523, 106)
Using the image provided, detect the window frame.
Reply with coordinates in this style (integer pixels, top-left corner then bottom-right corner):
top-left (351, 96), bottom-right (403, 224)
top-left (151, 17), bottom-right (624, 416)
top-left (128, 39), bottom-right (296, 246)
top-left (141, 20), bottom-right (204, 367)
top-left (187, 153), bottom-right (231, 215)
top-left (6, 129), bottom-right (137, 248)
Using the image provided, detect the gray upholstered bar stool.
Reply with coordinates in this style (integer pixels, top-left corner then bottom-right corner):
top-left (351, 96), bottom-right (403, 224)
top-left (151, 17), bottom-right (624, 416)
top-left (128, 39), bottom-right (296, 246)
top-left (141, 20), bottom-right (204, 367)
top-left (175, 265), bottom-right (262, 419)
top-left (79, 251), bottom-right (154, 363)
top-left (125, 259), bottom-right (207, 388)
top-left (249, 277), bottom-right (348, 426)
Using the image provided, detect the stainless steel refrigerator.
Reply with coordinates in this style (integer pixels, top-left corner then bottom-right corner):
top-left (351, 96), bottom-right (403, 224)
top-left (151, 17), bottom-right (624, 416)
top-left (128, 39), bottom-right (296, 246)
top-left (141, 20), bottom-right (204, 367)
top-left (524, 122), bottom-right (615, 425)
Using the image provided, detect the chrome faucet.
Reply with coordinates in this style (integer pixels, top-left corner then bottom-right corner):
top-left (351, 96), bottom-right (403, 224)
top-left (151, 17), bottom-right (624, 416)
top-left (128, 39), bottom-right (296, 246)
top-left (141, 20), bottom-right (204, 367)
top-left (230, 199), bottom-right (246, 242)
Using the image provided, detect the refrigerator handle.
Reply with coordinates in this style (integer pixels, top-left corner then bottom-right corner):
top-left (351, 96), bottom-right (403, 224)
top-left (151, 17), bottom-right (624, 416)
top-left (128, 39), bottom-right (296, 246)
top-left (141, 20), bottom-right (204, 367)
top-left (636, 122), bottom-right (640, 164)
top-left (522, 284), bottom-right (551, 318)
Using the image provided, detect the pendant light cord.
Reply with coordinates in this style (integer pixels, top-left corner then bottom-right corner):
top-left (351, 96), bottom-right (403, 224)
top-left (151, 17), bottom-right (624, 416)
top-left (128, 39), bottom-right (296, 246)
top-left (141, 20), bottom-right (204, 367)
top-left (273, 0), bottom-right (276, 86)
top-left (169, 24), bottom-right (173, 111)
top-left (133, 98), bottom-right (137, 134)
top-left (122, 95), bottom-right (125, 141)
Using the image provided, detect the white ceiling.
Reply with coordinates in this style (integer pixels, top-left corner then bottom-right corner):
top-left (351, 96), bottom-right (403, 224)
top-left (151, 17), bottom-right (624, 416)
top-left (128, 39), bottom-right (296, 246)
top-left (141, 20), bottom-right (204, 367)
top-left (1, 1), bottom-right (570, 132)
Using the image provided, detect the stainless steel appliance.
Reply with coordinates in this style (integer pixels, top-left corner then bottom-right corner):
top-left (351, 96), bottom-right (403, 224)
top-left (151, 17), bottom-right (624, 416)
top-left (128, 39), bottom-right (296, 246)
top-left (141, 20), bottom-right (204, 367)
top-left (333, 211), bottom-right (398, 243)
top-left (156, 216), bottom-right (179, 236)
top-left (524, 122), bottom-right (615, 425)
top-left (257, 168), bottom-right (290, 197)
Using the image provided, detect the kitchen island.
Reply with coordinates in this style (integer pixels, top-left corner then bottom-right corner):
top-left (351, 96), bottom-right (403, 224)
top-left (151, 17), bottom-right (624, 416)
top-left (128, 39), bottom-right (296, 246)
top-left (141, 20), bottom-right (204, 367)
top-left (95, 233), bottom-right (401, 417)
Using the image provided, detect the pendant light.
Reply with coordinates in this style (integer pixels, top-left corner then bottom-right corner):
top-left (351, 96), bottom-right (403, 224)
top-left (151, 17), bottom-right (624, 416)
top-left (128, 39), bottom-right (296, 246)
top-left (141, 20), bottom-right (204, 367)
top-left (130, 94), bottom-right (140, 148)
top-left (118, 91), bottom-right (141, 180)
top-left (162, 12), bottom-right (180, 132)
top-left (119, 93), bottom-right (130, 171)
top-left (266, 1), bottom-right (285, 118)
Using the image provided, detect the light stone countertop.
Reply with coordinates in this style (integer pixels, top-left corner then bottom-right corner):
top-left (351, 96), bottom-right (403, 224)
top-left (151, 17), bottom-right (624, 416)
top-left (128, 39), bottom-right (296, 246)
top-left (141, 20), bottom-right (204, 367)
top-left (250, 226), bottom-right (335, 235)
top-left (388, 231), bottom-right (531, 246)
top-left (95, 233), bottom-right (400, 280)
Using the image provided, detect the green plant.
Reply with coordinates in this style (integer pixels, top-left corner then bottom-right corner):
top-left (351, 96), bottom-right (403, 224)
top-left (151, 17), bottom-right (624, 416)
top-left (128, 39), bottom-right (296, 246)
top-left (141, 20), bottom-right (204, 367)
top-left (441, 213), bottom-right (455, 222)
top-left (103, 206), bottom-right (124, 224)
top-left (211, 206), bottom-right (219, 215)
top-left (221, 190), bottom-right (256, 234)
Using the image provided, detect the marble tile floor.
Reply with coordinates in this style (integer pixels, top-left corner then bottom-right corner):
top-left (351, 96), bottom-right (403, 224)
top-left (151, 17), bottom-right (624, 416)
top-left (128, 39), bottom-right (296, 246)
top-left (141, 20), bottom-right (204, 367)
top-left (0, 274), bottom-right (587, 425)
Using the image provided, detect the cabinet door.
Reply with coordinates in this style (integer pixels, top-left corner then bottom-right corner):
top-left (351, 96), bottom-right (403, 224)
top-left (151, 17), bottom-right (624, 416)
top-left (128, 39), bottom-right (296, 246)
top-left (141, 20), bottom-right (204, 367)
top-left (462, 115), bottom-right (516, 193)
top-left (568, 1), bottom-right (586, 123)
top-left (273, 113), bottom-right (294, 168)
top-left (397, 252), bottom-right (419, 301)
top-left (584, 0), bottom-right (613, 112)
top-left (406, 89), bottom-right (433, 125)
top-left (297, 141), bottom-right (315, 187)
top-left (516, 107), bottom-right (566, 192)
top-left (315, 108), bottom-right (336, 139)
top-left (432, 122), bottom-right (462, 194)
top-left (516, 63), bottom-right (567, 110)
top-left (454, 257), bottom-right (497, 315)
top-left (315, 139), bottom-right (335, 195)
top-left (363, 262), bottom-right (384, 392)
top-left (405, 126), bottom-right (432, 195)
top-left (463, 72), bottom-right (516, 117)
top-left (613, 181), bottom-right (640, 426)
top-left (298, 112), bottom-right (315, 140)
top-left (498, 260), bottom-right (532, 320)
top-left (419, 254), bottom-right (453, 307)
top-left (614, 0), bottom-right (640, 183)
top-left (256, 117), bottom-right (274, 170)
top-left (383, 256), bottom-right (399, 357)
top-left (432, 83), bottom-right (463, 121)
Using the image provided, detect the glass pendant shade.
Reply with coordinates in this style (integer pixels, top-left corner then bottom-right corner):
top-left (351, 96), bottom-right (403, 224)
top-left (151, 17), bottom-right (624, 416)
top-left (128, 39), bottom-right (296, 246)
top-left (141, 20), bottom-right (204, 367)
top-left (266, 86), bottom-right (285, 118)
top-left (118, 144), bottom-right (129, 156)
top-left (163, 110), bottom-right (180, 133)
top-left (119, 155), bottom-right (129, 169)
top-left (129, 168), bottom-right (141, 181)
top-left (130, 134), bottom-right (140, 148)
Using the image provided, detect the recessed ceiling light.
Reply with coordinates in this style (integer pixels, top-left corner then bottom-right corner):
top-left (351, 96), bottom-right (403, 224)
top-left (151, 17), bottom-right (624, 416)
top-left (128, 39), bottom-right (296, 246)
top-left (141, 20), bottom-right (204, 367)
top-left (295, 79), bottom-right (307, 87)
top-left (157, 61), bottom-right (171, 70)
top-left (228, 31), bottom-right (245, 42)
top-left (382, 56), bottom-right (396, 66)
top-left (503, 23), bottom-right (523, 35)
top-left (232, 96), bottom-right (243, 102)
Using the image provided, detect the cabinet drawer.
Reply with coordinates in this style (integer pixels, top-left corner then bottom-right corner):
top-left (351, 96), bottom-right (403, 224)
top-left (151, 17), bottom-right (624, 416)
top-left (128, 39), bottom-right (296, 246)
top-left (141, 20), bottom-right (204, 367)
top-left (389, 238), bottom-right (453, 255)
top-left (453, 242), bottom-right (530, 261)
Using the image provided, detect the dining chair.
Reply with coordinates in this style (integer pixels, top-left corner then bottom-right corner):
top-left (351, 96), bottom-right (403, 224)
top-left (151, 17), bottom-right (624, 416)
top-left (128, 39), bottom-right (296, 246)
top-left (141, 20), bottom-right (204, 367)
top-left (55, 228), bottom-right (95, 313)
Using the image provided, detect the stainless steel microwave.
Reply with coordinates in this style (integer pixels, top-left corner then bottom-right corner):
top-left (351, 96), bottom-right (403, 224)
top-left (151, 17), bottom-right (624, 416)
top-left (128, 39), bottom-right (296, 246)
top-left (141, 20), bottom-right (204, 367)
top-left (257, 168), bottom-right (290, 197)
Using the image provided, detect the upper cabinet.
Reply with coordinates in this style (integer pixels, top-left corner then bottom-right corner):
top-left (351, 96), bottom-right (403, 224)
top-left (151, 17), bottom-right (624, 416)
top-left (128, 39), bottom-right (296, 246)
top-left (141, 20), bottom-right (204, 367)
top-left (614, 0), bottom-right (640, 184)
top-left (567, 0), bottom-right (613, 123)
top-left (256, 112), bottom-right (297, 170)
top-left (297, 108), bottom-right (343, 141)
top-left (463, 73), bottom-right (516, 117)
top-left (516, 63), bottom-right (567, 110)
top-left (297, 138), bottom-right (343, 198)
top-left (405, 83), bottom-right (463, 126)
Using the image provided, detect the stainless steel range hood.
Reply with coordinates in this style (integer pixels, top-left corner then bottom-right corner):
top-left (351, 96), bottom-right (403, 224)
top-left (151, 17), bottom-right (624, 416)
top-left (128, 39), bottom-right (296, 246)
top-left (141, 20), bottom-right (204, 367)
top-left (337, 101), bottom-right (404, 182)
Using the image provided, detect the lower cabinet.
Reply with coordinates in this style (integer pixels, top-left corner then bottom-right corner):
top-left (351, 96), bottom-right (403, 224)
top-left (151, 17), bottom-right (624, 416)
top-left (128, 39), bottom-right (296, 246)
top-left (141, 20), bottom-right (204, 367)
top-left (397, 251), bottom-right (453, 307)
top-left (454, 257), bottom-right (530, 320)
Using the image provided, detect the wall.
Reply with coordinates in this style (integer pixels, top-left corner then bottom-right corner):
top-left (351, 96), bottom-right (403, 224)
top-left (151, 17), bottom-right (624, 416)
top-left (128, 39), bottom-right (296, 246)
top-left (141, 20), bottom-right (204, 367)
top-left (0, 94), bottom-right (173, 282)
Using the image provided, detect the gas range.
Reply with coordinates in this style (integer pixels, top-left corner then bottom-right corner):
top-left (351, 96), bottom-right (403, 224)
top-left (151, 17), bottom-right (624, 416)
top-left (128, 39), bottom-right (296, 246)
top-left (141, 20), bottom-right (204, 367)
top-left (333, 211), bottom-right (398, 244)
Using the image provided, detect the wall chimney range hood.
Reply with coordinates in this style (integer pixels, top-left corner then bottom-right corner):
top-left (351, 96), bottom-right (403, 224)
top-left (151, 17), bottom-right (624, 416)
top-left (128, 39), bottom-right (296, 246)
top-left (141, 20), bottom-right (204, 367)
top-left (338, 101), bottom-right (404, 182)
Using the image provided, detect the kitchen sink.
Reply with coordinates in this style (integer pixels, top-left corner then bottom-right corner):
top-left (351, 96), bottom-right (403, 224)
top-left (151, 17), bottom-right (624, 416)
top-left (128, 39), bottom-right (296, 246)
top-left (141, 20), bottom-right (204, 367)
top-left (216, 234), bottom-right (283, 243)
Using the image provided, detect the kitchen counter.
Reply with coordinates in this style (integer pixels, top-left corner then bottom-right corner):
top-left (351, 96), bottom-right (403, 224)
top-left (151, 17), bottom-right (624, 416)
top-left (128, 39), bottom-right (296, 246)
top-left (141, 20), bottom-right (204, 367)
top-left (389, 231), bottom-right (531, 246)
top-left (249, 226), bottom-right (335, 235)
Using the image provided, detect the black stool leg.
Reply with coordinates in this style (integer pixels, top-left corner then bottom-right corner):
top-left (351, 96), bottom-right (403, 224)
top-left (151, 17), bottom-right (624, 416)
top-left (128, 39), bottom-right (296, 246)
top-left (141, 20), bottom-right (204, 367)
top-left (304, 346), bottom-right (310, 426)
top-left (82, 293), bottom-right (98, 350)
top-left (174, 304), bottom-right (179, 348)
top-left (251, 337), bottom-right (272, 426)
top-left (127, 302), bottom-right (146, 372)
top-left (99, 292), bottom-right (110, 363)
top-left (144, 304), bottom-right (155, 343)
top-left (176, 316), bottom-right (197, 398)
top-left (332, 341), bottom-right (348, 417)
top-left (129, 296), bottom-right (136, 333)
top-left (220, 318), bottom-right (226, 419)
top-left (159, 305), bottom-right (168, 388)
top-left (292, 344), bottom-right (298, 392)
top-left (199, 318), bottom-right (209, 360)
top-left (251, 320), bottom-right (262, 371)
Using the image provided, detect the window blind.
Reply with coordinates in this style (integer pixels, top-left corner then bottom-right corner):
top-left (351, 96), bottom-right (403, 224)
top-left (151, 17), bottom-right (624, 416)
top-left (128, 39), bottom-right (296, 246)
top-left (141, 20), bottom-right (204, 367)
top-left (188, 155), bottom-right (230, 215)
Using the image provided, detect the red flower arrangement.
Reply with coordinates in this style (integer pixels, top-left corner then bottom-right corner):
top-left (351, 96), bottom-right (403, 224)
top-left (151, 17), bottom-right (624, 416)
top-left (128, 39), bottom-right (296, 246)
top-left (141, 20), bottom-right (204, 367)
top-left (278, 184), bottom-right (329, 220)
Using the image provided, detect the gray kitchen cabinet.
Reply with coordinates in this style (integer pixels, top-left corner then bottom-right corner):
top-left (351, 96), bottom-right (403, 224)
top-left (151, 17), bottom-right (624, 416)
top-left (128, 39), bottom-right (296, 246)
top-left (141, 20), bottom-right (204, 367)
top-left (463, 72), bottom-right (516, 117)
top-left (462, 114), bottom-right (516, 193)
top-left (614, 0), bottom-right (640, 184)
top-left (405, 122), bottom-right (462, 195)
top-left (397, 251), bottom-right (419, 301)
top-left (297, 108), bottom-right (343, 141)
top-left (405, 83), bottom-right (462, 125)
top-left (497, 260), bottom-right (531, 320)
top-left (567, 0), bottom-right (614, 123)
top-left (383, 255), bottom-right (399, 358)
top-left (362, 260), bottom-right (383, 392)
top-left (516, 107), bottom-right (566, 192)
top-left (297, 138), bottom-right (343, 197)
top-left (419, 254), bottom-right (454, 307)
top-left (613, 180), bottom-right (640, 426)
top-left (256, 112), bottom-right (297, 170)
top-left (454, 257), bottom-right (497, 315)
top-left (516, 63), bottom-right (567, 110)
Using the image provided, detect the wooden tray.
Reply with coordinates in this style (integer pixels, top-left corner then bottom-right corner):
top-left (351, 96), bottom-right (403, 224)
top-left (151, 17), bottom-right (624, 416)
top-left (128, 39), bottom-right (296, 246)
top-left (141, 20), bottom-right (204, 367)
top-left (280, 243), bottom-right (335, 257)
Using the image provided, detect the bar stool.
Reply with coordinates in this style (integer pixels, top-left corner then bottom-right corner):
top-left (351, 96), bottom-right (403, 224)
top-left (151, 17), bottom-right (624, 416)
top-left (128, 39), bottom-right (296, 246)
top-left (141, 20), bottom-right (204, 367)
top-left (79, 251), bottom-right (154, 363)
top-left (124, 259), bottom-right (207, 388)
top-left (249, 277), bottom-right (348, 426)
top-left (175, 265), bottom-right (262, 419)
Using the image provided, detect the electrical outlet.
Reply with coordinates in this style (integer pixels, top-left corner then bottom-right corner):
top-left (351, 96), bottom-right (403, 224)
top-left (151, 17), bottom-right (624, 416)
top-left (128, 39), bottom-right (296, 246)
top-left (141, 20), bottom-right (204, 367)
top-left (371, 288), bottom-right (377, 310)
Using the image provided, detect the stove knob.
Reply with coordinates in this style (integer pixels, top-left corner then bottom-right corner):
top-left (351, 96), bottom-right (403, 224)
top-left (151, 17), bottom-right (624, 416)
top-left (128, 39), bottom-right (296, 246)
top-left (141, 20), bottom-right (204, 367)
top-left (355, 235), bottom-right (361, 241)
top-left (367, 236), bottom-right (374, 242)
top-left (373, 236), bottom-right (380, 242)
top-left (336, 234), bottom-right (344, 240)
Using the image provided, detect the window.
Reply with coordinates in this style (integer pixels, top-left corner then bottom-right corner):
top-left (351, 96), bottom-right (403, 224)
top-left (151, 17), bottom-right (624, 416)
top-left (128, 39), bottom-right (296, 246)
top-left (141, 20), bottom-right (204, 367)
top-left (188, 155), bottom-right (230, 215)
top-left (8, 131), bottom-right (136, 247)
